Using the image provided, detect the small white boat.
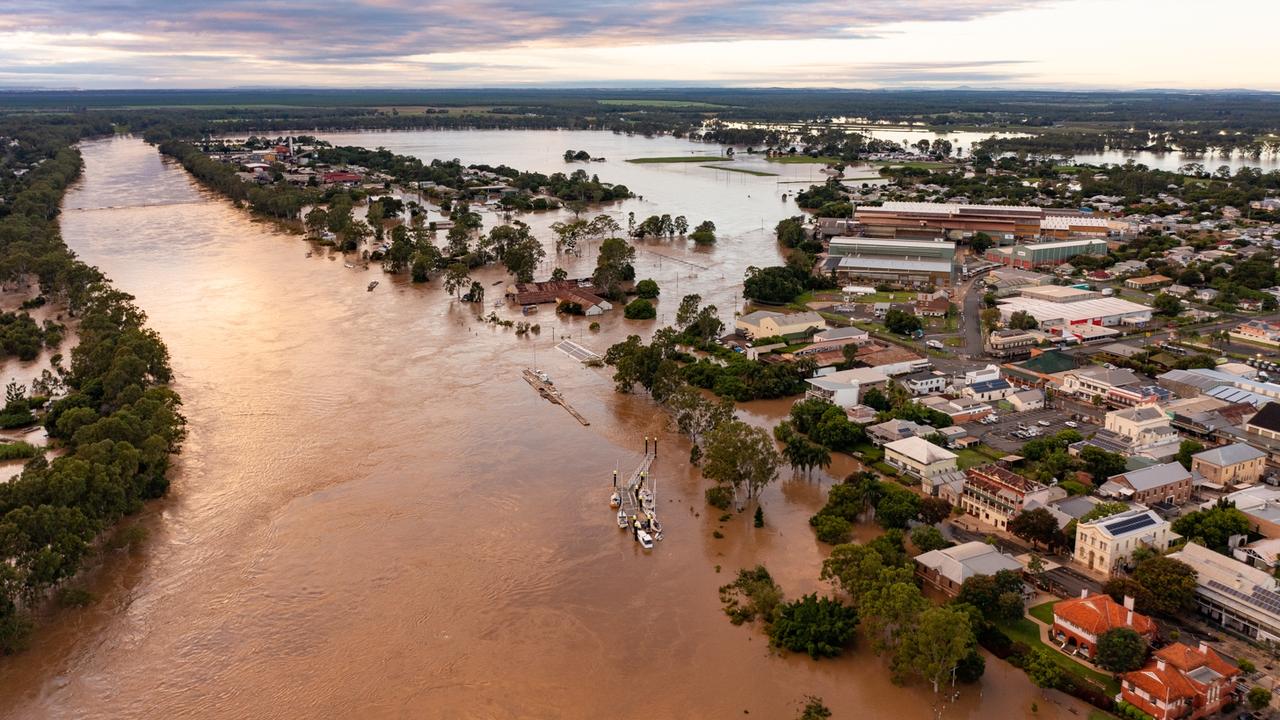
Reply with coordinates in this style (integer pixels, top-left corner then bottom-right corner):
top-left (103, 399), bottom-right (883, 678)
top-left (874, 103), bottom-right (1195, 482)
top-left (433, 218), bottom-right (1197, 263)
top-left (344, 262), bottom-right (354, 268)
top-left (640, 489), bottom-right (655, 511)
top-left (636, 530), bottom-right (654, 550)
top-left (616, 510), bottom-right (628, 529)
top-left (609, 492), bottom-right (620, 509)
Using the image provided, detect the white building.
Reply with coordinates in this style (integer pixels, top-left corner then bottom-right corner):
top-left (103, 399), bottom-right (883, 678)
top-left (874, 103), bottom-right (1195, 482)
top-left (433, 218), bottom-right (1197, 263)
top-left (1074, 507), bottom-right (1176, 576)
top-left (884, 437), bottom-right (959, 480)
top-left (804, 366), bottom-right (890, 408)
top-left (995, 296), bottom-right (1153, 329)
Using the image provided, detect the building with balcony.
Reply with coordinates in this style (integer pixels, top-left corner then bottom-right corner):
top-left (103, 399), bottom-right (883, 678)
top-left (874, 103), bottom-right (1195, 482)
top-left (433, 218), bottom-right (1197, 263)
top-left (960, 464), bottom-right (1059, 530)
top-left (1051, 591), bottom-right (1156, 660)
top-left (1120, 642), bottom-right (1240, 720)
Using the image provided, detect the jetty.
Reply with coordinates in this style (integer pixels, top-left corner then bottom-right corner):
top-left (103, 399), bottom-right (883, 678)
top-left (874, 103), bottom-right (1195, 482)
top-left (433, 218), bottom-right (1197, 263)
top-left (521, 368), bottom-right (590, 426)
top-left (611, 438), bottom-right (662, 550)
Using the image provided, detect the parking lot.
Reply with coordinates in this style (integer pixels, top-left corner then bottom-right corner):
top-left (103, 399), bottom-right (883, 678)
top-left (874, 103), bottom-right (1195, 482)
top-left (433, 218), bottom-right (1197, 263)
top-left (965, 406), bottom-right (1099, 454)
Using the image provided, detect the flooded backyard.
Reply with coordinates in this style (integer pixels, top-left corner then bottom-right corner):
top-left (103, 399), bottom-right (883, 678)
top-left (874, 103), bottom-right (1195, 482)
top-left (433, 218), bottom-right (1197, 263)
top-left (0, 132), bottom-right (1079, 719)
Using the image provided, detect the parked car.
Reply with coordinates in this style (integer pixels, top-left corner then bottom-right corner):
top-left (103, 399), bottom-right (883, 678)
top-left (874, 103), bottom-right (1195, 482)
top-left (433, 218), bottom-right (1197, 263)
top-left (1065, 421), bottom-right (1078, 428)
top-left (1038, 420), bottom-right (1051, 427)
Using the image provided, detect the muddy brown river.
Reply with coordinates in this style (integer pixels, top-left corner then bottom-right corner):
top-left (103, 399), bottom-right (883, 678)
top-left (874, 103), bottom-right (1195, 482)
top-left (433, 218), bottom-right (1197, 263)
top-left (0, 134), bottom-right (1077, 719)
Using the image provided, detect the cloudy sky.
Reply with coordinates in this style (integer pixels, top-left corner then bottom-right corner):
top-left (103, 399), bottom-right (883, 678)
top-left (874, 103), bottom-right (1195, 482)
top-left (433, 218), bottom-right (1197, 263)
top-left (1, 0), bottom-right (1274, 90)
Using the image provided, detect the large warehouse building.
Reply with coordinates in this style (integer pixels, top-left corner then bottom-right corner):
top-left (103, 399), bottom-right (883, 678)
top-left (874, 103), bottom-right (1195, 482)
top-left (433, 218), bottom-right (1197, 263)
top-left (996, 295), bottom-right (1153, 329)
top-left (821, 237), bottom-right (957, 288)
top-left (985, 238), bottom-right (1110, 269)
top-left (853, 201), bottom-right (1115, 242)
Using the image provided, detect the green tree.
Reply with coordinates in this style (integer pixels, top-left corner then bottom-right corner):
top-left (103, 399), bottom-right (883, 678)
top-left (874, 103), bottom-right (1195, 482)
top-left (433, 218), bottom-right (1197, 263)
top-left (1024, 647), bottom-right (1066, 689)
top-left (821, 544), bottom-right (913, 601)
top-left (797, 697), bottom-right (831, 720)
top-left (1247, 685), bottom-right (1271, 712)
top-left (1079, 501), bottom-right (1131, 523)
top-left (1079, 446), bottom-right (1127, 480)
top-left (702, 420), bottom-right (781, 502)
top-left (1153, 292), bottom-right (1183, 316)
top-left (624, 298), bottom-right (657, 320)
top-left (443, 262), bottom-right (471, 300)
top-left (909, 525), bottom-right (949, 553)
top-left (955, 570), bottom-right (1025, 623)
top-left (1171, 506), bottom-right (1251, 553)
top-left (874, 484), bottom-right (920, 529)
top-left (1095, 627), bottom-right (1148, 672)
top-left (918, 497), bottom-right (952, 526)
top-left (593, 237), bottom-right (637, 299)
top-left (689, 219), bottom-right (717, 245)
top-left (1008, 310), bottom-right (1039, 330)
top-left (1174, 439), bottom-right (1204, 470)
top-left (1131, 555), bottom-right (1198, 617)
top-left (896, 605), bottom-right (978, 693)
top-left (635, 279), bottom-right (660, 299)
top-left (1007, 507), bottom-right (1062, 550)
top-left (884, 308), bottom-right (923, 336)
top-left (768, 594), bottom-right (860, 659)
top-left (860, 578), bottom-right (928, 655)
top-left (719, 565), bottom-right (784, 625)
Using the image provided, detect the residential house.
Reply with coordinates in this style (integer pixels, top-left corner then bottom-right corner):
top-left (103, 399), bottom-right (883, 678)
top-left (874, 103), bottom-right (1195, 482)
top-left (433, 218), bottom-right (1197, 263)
top-left (1246, 401), bottom-right (1280, 442)
top-left (901, 371), bottom-right (948, 396)
top-left (1120, 642), bottom-right (1240, 720)
top-left (866, 418), bottom-right (930, 446)
top-left (884, 437), bottom-right (959, 481)
top-left (963, 378), bottom-right (1013, 402)
top-left (919, 395), bottom-right (995, 423)
top-left (1229, 319), bottom-right (1280, 348)
top-left (735, 310), bottom-right (826, 340)
top-left (1125, 274), bottom-right (1173, 291)
top-left (1098, 463), bottom-right (1194, 506)
top-left (1073, 507), bottom-right (1175, 575)
top-left (1191, 443), bottom-right (1268, 488)
top-left (1008, 388), bottom-right (1045, 412)
top-left (1052, 591), bottom-right (1156, 660)
top-left (794, 326), bottom-right (870, 357)
top-left (805, 366), bottom-right (891, 408)
top-left (1060, 366), bottom-right (1170, 407)
top-left (914, 296), bottom-right (951, 317)
top-left (914, 541), bottom-right (1023, 596)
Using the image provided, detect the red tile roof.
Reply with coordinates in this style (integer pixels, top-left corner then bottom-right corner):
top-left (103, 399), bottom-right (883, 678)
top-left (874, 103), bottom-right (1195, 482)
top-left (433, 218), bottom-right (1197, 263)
top-left (1053, 593), bottom-right (1156, 637)
top-left (1123, 643), bottom-right (1239, 705)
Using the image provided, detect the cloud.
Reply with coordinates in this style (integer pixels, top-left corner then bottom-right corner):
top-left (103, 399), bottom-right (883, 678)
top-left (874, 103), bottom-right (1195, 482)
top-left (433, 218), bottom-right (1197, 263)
top-left (2, 1), bottom-right (1044, 86)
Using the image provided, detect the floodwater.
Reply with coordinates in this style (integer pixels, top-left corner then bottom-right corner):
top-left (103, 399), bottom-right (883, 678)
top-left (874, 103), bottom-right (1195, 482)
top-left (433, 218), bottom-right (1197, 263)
top-left (0, 133), bottom-right (1079, 719)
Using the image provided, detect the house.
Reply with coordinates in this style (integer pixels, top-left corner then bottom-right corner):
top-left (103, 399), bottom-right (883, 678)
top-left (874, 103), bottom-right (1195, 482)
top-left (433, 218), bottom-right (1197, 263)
top-left (1246, 401), bottom-right (1280, 442)
top-left (866, 418), bottom-right (930, 446)
top-left (1172, 541), bottom-right (1280, 643)
top-left (960, 464), bottom-right (1060, 530)
top-left (914, 296), bottom-right (951, 317)
top-left (1191, 443), bottom-right (1268, 488)
top-left (1060, 366), bottom-right (1169, 408)
top-left (321, 170), bottom-right (364, 186)
top-left (964, 364), bottom-right (1002, 386)
top-left (1051, 591), bottom-right (1156, 660)
top-left (884, 437), bottom-right (959, 481)
top-left (963, 378), bottom-right (1012, 401)
top-left (1121, 642), bottom-right (1240, 720)
top-left (1125, 274), bottom-right (1173, 291)
top-left (901, 371), bottom-right (948, 396)
top-left (805, 366), bottom-right (891, 408)
top-left (1073, 507), bottom-right (1175, 575)
top-left (735, 310), bottom-right (826, 340)
top-left (794, 326), bottom-right (870, 357)
top-left (1207, 485), bottom-right (1280, 539)
top-left (1229, 319), bottom-right (1280, 347)
top-left (1098, 463), bottom-right (1194, 506)
top-left (914, 541), bottom-right (1023, 596)
top-left (985, 328), bottom-right (1039, 359)
top-left (919, 395), bottom-right (995, 423)
top-left (1008, 388), bottom-right (1045, 412)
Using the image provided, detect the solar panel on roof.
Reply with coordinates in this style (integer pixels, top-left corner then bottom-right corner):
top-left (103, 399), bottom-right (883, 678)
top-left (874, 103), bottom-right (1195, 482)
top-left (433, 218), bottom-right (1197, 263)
top-left (1104, 513), bottom-right (1157, 535)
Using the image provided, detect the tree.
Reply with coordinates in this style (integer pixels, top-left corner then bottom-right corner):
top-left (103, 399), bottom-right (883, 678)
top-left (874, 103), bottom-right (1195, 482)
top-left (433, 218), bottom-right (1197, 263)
top-left (674, 215), bottom-right (689, 236)
top-left (635, 279), bottom-right (659, 299)
top-left (702, 420), bottom-right (781, 502)
top-left (918, 497), bottom-right (952, 526)
top-left (797, 697), bottom-right (831, 720)
top-left (1247, 686), bottom-right (1271, 712)
top-left (499, 231), bottom-right (546, 282)
top-left (689, 220), bottom-right (717, 245)
top-left (884, 308), bottom-right (923, 336)
top-left (624, 298), bottom-right (657, 320)
top-left (1102, 577), bottom-right (1156, 616)
top-left (1024, 647), bottom-right (1065, 689)
top-left (1079, 501), bottom-right (1130, 523)
top-left (955, 570), bottom-right (1025, 623)
top-left (593, 237), bottom-right (636, 299)
top-left (1174, 439), bottom-right (1204, 470)
top-left (860, 578), bottom-right (927, 655)
top-left (896, 605), bottom-right (977, 693)
top-left (1095, 628), bottom-right (1148, 672)
top-left (1153, 292), bottom-right (1183, 316)
top-left (874, 484), bottom-right (920, 529)
top-left (1131, 555), bottom-right (1198, 617)
top-left (443, 263), bottom-right (471, 300)
top-left (768, 594), bottom-right (859, 659)
top-left (1008, 310), bottom-right (1038, 330)
top-left (719, 565), bottom-right (783, 625)
top-left (1076, 446), bottom-right (1126, 482)
top-left (980, 307), bottom-right (1002, 331)
top-left (821, 543), bottom-right (912, 601)
top-left (811, 514), bottom-right (853, 545)
top-left (909, 525), bottom-right (949, 553)
top-left (743, 266), bottom-right (805, 304)
top-left (1008, 507), bottom-right (1062, 549)
top-left (1171, 506), bottom-right (1251, 553)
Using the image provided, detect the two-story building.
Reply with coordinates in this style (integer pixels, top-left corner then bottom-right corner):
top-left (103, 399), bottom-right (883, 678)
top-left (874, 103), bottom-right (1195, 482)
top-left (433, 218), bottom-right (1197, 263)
top-left (884, 437), bottom-right (958, 481)
top-left (1051, 590), bottom-right (1156, 660)
top-left (735, 310), bottom-right (826, 340)
top-left (1190, 443), bottom-right (1268, 488)
top-left (960, 464), bottom-right (1060, 531)
top-left (901, 371), bottom-right (948, 396)
top-left (1073, 506), bottom-right (1176, 575)
top-left (914, 541), bottom-right (1023, 596)
top-left (1121, 642), bottom-right (1241, 720)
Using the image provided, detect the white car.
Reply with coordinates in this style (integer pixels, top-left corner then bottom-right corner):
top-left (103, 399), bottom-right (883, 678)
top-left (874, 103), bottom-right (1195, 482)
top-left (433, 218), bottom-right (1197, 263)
top-left (1065, 421), bottom-right (1079, 428)
top-left (1038, 420), bottom-right (1051, 427)
top-left (925, 340), bottom-right (944, 349)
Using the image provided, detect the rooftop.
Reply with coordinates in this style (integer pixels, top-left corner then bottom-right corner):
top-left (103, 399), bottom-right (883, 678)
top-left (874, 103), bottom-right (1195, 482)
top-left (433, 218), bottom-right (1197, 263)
top-left (885, 436), bottom-right (958, 464)
top-left (997, 296), bottom-right (1152, 324)
top-left (1104, 462), bottom-right (1191, 493)
top-left (1054, 592), bottom-right (1156, 637)
top-left (915, 541), bottom-right (1023, 585)
top-left (1193, 443), bottom-right (1266, 468)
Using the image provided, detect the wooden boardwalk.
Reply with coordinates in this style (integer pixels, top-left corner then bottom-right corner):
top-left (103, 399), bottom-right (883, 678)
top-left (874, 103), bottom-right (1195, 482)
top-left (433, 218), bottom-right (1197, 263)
top-left (522, 368), bottom-right (590, 426)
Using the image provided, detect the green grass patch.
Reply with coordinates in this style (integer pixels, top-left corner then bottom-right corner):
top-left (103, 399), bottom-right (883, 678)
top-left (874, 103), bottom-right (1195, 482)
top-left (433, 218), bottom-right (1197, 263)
top-left (955, 444), bottom-right (1004, 469)
top-left (943, 336), bottom-right (965, 347)
top-left (766, 155), bottom-right (841, 164)
top-left (1029, 600), bottom-right (1057, 625)
top-left (700, 164), bottom-right (778, 176)
top-left (626, 155), bottom-right (729, 164)
top-left (852, 291), bottom-right (918, 304)
top-left (852, 442), bottom-right (884, 462)
top-left (599, 99), bottom-right (725, 108)
top-left (999, 616), bottom-right (1121, 696)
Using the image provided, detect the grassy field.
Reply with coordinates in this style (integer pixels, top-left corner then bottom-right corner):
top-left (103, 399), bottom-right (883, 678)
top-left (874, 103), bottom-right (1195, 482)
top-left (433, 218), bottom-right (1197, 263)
top-left (626, 156), bottom-right (729, 164)
top-left (943, 336), bottom-right (965, 348)
top-left (869, 160), bottom-right (954, 170)
top-left (599, 99), bottom-right (725, 108)
top-left (955, 444), bottom-right (1004, 469)
top-left (766, 155), bottom-right (841, 165)
top-left (700, 164), bottom-right (778, 176)
top-left (1029, 600), bottom-right (1057, 625)
top-left (1002, 610), bottom-right (1121, 696)
top-left (852, 291), bottom-right (918, 304)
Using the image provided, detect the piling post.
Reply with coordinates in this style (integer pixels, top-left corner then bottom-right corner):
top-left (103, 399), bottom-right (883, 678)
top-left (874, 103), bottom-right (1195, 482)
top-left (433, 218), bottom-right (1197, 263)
top-left (613, 470), bottom-right (618, 488)
top-left (654, 439), bottom-right (658, 457)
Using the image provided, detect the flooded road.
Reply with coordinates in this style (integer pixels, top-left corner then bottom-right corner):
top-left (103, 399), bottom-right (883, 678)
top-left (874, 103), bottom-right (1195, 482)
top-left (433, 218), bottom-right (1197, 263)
top-left (0, 134), bottom-right (1075, 719)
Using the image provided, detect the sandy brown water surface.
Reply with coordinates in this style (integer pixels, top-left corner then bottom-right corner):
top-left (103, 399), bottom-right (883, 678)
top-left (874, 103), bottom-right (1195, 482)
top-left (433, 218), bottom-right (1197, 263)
top-left (0, 134), bottom-right (1079, 719)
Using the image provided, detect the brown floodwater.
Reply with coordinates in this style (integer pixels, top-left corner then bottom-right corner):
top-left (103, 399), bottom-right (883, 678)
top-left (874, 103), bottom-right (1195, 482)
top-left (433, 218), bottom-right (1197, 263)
top-left (0, 135), bottom-right (1082, 719)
